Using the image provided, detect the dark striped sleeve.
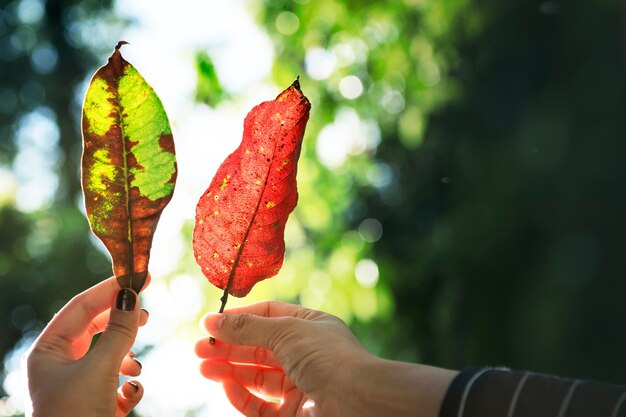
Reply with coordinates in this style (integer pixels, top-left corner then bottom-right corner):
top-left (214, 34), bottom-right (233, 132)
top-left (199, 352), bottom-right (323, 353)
top-left (439, 368), bottom-right (626, 417)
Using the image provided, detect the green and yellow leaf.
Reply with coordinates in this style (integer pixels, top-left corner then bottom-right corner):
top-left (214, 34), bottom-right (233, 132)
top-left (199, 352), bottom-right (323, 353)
top-left (81, 42), bottom-right (177, 292)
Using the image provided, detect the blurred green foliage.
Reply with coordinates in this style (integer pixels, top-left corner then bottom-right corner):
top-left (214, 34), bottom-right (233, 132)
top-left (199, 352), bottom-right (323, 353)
top-left (253, 0), bottom-right (473, 361)
top-left (255, 0), bottom-right (626, 384)
top-left (1, 0), bottom-right (626, 415)
top-left (0, 0), bottom-right (124, 403)
top-left (194, 51), bottom-right (226, 107)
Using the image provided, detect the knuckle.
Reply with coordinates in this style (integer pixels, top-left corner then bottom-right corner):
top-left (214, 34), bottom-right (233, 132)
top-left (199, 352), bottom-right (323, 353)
top-left (253, 346), bottom-right (268, 364)
top-left (23, 346), bottom-right (38, 368)
top-left (26, 342), bottom-right (61, 361)
top-left (258, 400), bottom-right (272, 417)
top-left (87, 320), bottom-right (102, 336)
top-left (262, 302), bottom-right (271, 318)
top-left (24, 343), bottom-right (64, 371)
top-left (298, 307), bottom-right (327, 321)
top-left (278, 316), bottom-right (302, 333)
top-left (267, 317), bottom-right (299, 352)
top-left (227, 313), bottom-right (253, 339)
top-left (254, 369), bottom-right (265, 392)
top-left (105, 320), bottom-right (136, 340)
top-left (70, 293), bottom-right (101, 318)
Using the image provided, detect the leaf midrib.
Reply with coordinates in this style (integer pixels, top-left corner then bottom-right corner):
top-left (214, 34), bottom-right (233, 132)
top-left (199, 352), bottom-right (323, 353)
top-left (114, 75), bottom-right (135, 289)
top-left (222, 127), bottom-right (281, 299)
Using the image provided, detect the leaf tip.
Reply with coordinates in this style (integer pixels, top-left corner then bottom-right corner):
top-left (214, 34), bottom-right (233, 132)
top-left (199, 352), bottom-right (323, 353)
top-left (115, 40), bottom-right (130, 51)
top-left (292, 76), bottom-right (301, 92)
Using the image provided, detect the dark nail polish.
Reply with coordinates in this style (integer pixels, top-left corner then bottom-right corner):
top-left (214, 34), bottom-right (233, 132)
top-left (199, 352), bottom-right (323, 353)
top-left (130, 355), bottom-right (142, 369)
top-left (116, 288), bottom-right (136, 311)
top-left (128, 381), bottom-right (139, 392)
top-left (141, 308), bottom-right (149, 317)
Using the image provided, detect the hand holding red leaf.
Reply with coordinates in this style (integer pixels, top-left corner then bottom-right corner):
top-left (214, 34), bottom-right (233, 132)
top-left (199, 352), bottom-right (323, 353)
top-left (193, 79), bottom-right (310, 310)
top-left (81, 42), bottom-right (177, 292)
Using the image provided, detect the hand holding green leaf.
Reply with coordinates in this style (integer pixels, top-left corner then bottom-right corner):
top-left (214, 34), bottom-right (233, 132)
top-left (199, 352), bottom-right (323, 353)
top-left (81, 42), bottom-right (177, 292)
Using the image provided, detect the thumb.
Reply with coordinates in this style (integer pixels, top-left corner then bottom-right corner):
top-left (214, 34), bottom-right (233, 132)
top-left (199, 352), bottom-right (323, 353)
top-left (203, 313), bottom-right (290, 350)
top-left (90, 288), bottom-right (140, 368)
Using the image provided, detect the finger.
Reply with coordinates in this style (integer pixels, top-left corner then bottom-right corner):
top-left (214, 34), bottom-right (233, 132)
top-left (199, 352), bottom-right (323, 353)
top-left (281, 389), bottom-right (309, 417)
top-left (139, 308), bottom-right (149, 327)
top-left (222, 301), bottom-right (314, 319)
top-left (89, 308), bottom-right (150, 337)
top-left (195, 338), bottom-right (281, 368)
top-left (200, 359), bottom-right (293, 399)
top-left (71, 308), bottom-right (150, 360)
top-left (120, 352), bottom-right (142, 377)
top-left (115, 380), bottom-right (144, 417)
top-left (222, 378), bottom-right (280, 417)
top-left (89, 288), bottom-right (141, 368)
top-left (36, 274), bottom-right (151, 350)
top-left (202, 312), bottom-right (300, 350)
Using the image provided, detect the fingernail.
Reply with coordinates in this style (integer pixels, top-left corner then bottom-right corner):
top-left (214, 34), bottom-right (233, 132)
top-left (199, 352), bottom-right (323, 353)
top-left (203, 313), bottom-right (224, 332)
top-left (116, 288), bottom-right (136, 311)
top-left (127, 381), bottom-right (139, 392)
top-left (141, 308), bottom-right (149, 317)
top-left (130, 356), bottom-right (142, 369)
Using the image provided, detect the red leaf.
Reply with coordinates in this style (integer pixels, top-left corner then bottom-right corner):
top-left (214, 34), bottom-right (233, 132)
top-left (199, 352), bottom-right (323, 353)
top-left (193, 79), bottom-right (311, 298)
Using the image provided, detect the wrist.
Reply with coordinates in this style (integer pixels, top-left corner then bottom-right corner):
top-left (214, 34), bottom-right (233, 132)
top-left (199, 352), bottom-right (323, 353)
top-left (344, 356), bottom-right (457, 417)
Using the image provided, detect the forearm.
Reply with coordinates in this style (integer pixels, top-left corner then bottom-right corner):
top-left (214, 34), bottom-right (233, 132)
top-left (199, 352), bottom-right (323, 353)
top-left (345, 357), bottom-right (457, 417)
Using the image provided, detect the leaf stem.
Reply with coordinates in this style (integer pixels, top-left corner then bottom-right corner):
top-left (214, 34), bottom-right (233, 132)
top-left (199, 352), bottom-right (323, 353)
top-left (209, 287), bottom-right (230, 344)
top-left (218, 288), bottom-right (229, 313)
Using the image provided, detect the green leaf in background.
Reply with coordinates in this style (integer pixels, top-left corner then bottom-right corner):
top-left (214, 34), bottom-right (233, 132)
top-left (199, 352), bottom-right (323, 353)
top-left (195, 51), bottom-right (225, 107)
top-left (81, 41), bottom-right (177, 292)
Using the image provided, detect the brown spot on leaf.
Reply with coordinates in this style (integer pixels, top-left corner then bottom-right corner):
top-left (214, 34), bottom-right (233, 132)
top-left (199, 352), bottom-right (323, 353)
top-left (81, 44), bottom-right (177, 293)
top-left (159, 133), bottom-right (175, 153)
